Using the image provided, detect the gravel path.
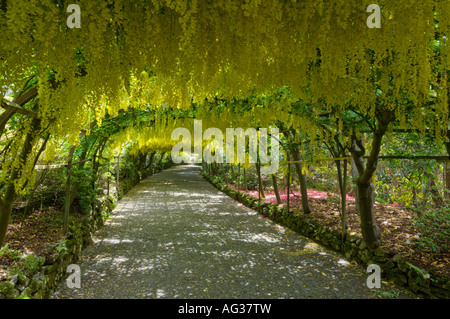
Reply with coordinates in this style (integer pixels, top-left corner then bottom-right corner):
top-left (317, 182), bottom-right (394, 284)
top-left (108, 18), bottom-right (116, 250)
top-left (52, 165), bottom-right (410, 299)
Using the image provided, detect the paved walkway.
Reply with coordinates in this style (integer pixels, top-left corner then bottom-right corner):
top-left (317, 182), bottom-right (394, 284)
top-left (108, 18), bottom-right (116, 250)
top-left (52, 165), bottom-right (409, 299)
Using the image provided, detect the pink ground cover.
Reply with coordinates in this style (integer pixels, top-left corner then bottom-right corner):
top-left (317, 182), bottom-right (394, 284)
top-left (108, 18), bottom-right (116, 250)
top-left (227, 185), bottom-right (356, 206)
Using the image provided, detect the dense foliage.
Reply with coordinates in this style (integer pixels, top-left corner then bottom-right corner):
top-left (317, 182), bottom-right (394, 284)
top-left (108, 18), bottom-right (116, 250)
top-left (0, 0), bottom-right (449, 251)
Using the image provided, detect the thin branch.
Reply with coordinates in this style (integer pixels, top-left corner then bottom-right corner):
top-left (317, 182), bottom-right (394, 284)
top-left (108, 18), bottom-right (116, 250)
top-left (1, 99), bottom-right (39, 119)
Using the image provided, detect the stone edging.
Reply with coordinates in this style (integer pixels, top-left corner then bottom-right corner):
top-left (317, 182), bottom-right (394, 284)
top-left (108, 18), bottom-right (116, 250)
top-left (0, 198), bottom-right (115, 299)
top-left (0, 163), bottom-right (176, 299)
top-left (202, 171), bottom-right (450, 299)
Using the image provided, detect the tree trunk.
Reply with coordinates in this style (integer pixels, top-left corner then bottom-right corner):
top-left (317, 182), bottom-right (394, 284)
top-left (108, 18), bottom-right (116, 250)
top-left (156, 153), bottom-right (164, 170)
top-left (445, 162), bottom-right (450, 201)
top-left (256, 160), bottom-right (265, 198)
top-left (290, 146), bottom-right (311, 214)
top-left (0, 192), bottom-right (14, 248)
top-left (243, 166), bottom-right (247, 191)
top-left (272, 174), bottom-right (282, 205)
top-left (90, 138), bottom-right (108, 210)
top-left (342, 159), bottom-right (348, 241)
top-left (286, 162), bottom-right (291, 213)
top-left (350, 110), bottom-right (394, 249)
top-left (285, 151), bottom-right (291, 213)
top-left (350, 158), bottom-right (360, 213)
top-left (145, 151), bottom-right (156, 171)
top-left (426, 170), bottom-right (444, 208)
top-left (230, 164), bottom-right (235, 182)
top-left (0, 118), bottom-right (41, 248)
top-left (23, 133), bottom-right (51, 220)
top-left (67, 143), bottom-right (89, 208)
top-left (356, 181), bottom-right (379, 247)
top-left (64, 147), bottom-right (75, 232)
top-left (116, 152), bottom-right (121, 195)
top-left (335, 158), bottom-right (348, 241)
top-left (138, 153), bottom-right (146, 171)
top-left (237, 163), bottom-right (241, 191)
top-left (446, 130), bottom-right (450, 200)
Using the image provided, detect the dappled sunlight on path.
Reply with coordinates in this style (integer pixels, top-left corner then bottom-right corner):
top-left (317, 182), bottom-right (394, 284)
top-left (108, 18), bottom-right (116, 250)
top-left (52, 165), bottom-right (403, 299)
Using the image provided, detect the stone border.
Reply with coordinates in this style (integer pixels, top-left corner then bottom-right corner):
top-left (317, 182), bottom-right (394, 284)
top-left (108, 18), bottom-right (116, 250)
top-left (0, 163), bottom-right (176, 299)
top-left (202, 171), bottom-right (450, 299)
top-left (0, 197), bottom-right (115, 299)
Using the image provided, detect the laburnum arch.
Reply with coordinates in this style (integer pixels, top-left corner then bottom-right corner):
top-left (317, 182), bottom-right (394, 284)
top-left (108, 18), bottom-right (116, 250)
top-left (0, 0), bottom-right (449, 249)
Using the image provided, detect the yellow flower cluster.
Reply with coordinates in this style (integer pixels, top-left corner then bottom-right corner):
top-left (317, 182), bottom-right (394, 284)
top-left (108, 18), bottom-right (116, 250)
top-left (0, 0), bottom-right (449, 187)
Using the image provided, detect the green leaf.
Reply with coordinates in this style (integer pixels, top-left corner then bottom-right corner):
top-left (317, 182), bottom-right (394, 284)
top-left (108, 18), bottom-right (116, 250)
top-left (407, 262), bottom-right (430, 279)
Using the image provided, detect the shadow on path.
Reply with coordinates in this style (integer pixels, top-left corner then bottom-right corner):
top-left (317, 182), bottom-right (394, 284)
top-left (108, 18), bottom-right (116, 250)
top-left (52, 165), bottom-right (412, 299)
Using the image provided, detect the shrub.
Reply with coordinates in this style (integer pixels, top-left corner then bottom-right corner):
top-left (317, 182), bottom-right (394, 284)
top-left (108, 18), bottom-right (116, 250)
top-left (0, 244), bottom-right (22, 262)
top-left (20, 254), bottom-right (44, 276)
top-left (412, 203), bottom-right (450, 253)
